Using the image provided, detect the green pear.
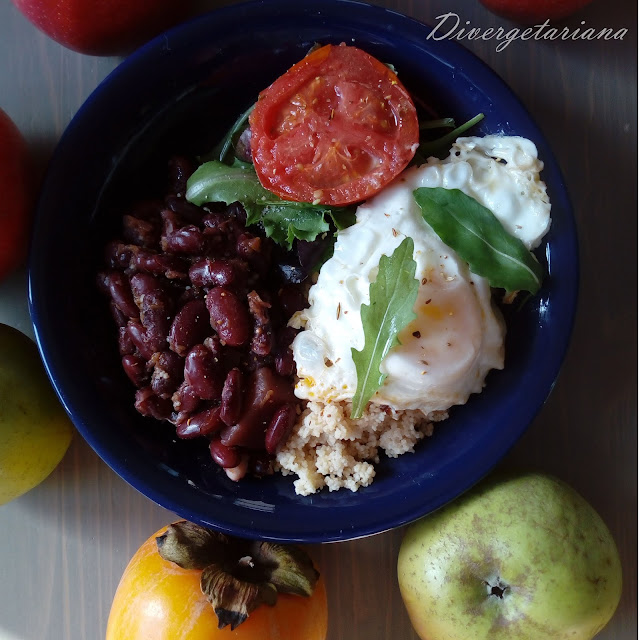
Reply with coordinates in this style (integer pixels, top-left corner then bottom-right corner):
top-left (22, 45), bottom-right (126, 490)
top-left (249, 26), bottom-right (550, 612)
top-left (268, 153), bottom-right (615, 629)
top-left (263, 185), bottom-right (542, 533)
top-left (397, 472), bottom-right (622, 640)
top-left (0, 323), bottom-right (73, 504)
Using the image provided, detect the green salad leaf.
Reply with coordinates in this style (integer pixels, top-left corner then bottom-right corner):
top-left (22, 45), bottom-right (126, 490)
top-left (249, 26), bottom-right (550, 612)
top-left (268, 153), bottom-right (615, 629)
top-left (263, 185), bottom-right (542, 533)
top-left (350, 237), bottom-right (419, 419)
top-left (205, 103), bottom-right (255, 164)
top-left (186, 160), bottom-right (355, 250)
top-left (328, 208), bottom-right (357, 231)
top-left (419, 117), bottom-right (456, 131)
top-left (261, 202), bottom-right (332, 248)
top-left (186, 159), bottom-right (273, 221)
top-left (416, 113), bottom-right (485, 160)
top-left (413, 187), bottom-right (545, 294)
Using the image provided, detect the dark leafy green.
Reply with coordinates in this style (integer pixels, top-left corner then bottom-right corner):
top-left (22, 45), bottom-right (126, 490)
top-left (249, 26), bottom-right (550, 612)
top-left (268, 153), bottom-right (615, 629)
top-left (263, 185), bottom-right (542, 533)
top-left (204, 104), bottom-right (255, 164)
top-left (414, 187), bottom-right (545, 294)
top-left (419, 117), bottom-right (456, 131)
top-left (185, 160), bottom-right (355, 250)
top-left (416, 113), bottom-right (485, 160)
top-left (350, 237), bottom-right (419, 419)
top-left (260, 202), bottom-right (331, 248)
top-left (186, 159), bottom-right (272, 221)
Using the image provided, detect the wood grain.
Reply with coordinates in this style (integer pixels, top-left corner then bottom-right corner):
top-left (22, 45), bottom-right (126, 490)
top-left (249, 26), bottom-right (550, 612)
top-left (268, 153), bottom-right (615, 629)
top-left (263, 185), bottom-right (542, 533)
top-left (0, 1), bottom-right (636, 639)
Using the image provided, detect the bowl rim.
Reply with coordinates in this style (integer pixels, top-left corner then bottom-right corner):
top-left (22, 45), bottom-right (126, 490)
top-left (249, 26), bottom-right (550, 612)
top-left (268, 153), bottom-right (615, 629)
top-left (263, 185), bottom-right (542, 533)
top-left (28, 0), bottom-right (579, 542)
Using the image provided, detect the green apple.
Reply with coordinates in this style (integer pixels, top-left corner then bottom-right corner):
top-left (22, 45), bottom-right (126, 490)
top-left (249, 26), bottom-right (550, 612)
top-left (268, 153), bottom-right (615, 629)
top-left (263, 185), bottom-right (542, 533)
top-left (397, 472), bottom-right (622, 640)
top-left (0, 323), bottom-right (73, 504)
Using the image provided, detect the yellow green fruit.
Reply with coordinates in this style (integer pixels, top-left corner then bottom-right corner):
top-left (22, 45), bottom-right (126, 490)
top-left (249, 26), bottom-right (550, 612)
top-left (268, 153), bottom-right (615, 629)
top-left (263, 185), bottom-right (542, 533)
top-left (0, 323), bottom-right (73, 504)
top-left (398, 472), bottom-right (622, 640)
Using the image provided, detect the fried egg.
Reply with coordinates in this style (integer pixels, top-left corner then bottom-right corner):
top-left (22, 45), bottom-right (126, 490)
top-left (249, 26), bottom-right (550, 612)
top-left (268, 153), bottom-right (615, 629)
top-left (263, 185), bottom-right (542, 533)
top-left (290, 135), bottom-right (551, 414)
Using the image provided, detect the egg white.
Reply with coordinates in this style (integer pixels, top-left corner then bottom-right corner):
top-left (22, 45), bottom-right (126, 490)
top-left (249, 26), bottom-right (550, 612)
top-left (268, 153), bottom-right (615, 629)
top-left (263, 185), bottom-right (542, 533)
top-left (291, 136), bottom-right (551, 414)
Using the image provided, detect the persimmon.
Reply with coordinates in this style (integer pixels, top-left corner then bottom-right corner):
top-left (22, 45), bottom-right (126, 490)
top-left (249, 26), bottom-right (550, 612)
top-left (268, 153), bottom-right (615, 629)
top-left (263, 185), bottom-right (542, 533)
top-left (106, 522), bottom-right (328, 640)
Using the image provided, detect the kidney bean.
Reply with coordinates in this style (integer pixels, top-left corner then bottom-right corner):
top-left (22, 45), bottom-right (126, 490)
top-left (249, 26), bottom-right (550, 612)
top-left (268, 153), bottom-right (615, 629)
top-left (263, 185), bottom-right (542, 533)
top-left (97, 271), bottom-right (139, 319)
top-left (273, 326), bottom-right (299, 377)
top-left (184, 344), bottom-right (224, 400)
top-left (102, 181), bottom-right (311, 479)
top-left (172, 381), bottom-right (201, 414)
top-left (130, 249), bottom-right (188, 280)
top-left (236, 232), bottom-right (271, 276)
top-left (265, 404), bottom-right (297, 454)
top-left (206, 287), bottom-right (250, 347)
top-left (161, 210), bottom-right (205, 254)
top-left (118, 326), bottom-right (136, 356)
top-left (274, 351), bottom-right (295, 378)
top-left (129, 273), bottom-right (173, 349)
top-left (202, 211), bottom-right (244, 237)
top-left (226, 202), bottom-right (248, 225)
top-left (130, 272), bottom-right (169, 315)
top-left (160, 208), bottom-right (180, 234)
top-left (220, 368), bottom-right (244, 426)
top-left (122, 354), bottom-right (149, 388)
top-left (220, 367), bottom-right (297, 449)
top-left (104, 240), bottom-right (134, 270)
top-left (163, 225), bottom-right (205, 254)
top-left (189, 258), bottom-right (237, 289)
top-left (175, 406), bottom-right (223, 439)
top-left (209, 437), bottom-right (241, 468)
top-left (127, 320), bottom-right (159, 360)
top-left (167, 155), bottom-right (195, 196)
top-left (169, 299), bottom-right (210, 356)
top-left (150, 350), bottom-right (184, 399)
top-left (203, 334), bottom-right (222, 358)
top-left (145, 323), bottom-right (169, 356)
top-left (165, 195), bottom-right (205, 224)
top-left (110, 302), bottom-right (129, 328)
top-left (134, 387), bottom-right (173, 421)
top-left (122, 214), bottom-right (161, 248)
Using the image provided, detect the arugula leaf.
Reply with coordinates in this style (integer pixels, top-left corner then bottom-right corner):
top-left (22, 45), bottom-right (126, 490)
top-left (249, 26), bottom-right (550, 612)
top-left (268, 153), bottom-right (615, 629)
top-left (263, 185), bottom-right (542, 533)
top-left (417, 112), bottom-right (485, 159)
top-left (350, 237), bottom-right (419, 419)
top-left (186, 160), bottom-right (355, 249)
top-left (413, 187), bottom-right (545, 294)
top-left (419, 117), bottom-right (456, 131)
top-left (202, 103), bottom-right (255, 164)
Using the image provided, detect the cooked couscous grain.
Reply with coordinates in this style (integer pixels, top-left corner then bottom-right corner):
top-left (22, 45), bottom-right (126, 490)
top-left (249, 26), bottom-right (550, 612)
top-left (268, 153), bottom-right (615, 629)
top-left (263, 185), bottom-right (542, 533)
top-left (276, 401), bottom-right (447, 495)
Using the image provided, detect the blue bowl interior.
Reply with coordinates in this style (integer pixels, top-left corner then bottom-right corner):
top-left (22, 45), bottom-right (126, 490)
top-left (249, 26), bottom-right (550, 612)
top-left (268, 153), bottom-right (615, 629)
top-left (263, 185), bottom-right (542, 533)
top-left (28, 0), bottom-right (578, 542)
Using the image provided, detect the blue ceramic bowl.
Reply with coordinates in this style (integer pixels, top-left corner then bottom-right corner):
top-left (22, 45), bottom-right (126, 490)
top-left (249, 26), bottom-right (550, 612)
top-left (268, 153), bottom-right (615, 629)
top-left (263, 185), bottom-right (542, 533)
top-left (28, 0), bottom-right (578, 542)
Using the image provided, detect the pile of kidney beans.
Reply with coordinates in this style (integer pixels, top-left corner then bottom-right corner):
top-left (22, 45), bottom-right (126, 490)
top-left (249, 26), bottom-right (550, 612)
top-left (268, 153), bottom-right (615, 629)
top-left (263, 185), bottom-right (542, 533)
top-left (97, 156), bottom-right (311, 481)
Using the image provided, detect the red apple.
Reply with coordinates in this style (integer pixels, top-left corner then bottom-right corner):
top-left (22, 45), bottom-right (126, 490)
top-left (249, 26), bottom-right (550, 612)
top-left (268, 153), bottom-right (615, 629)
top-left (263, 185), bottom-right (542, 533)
top-left (479, 0), bottom-right (594, 23)
top-left (10, 0), bottom-right (192, 56)
top-left (0, 109), bottom-right (32, 282)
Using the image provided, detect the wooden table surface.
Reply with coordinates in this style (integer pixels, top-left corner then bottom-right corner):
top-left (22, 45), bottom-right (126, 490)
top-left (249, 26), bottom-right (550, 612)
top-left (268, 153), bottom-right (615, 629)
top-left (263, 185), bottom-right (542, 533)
top-left (0, 1), bottom-right (636, 638)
